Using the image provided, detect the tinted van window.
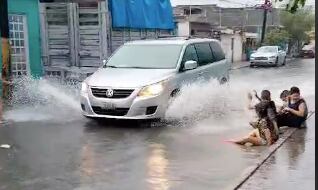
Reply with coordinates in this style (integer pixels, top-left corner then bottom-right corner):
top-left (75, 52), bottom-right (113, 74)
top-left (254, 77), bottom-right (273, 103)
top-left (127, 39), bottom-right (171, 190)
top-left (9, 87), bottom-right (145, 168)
top-left (210, 42), bottom-right (225, 61)
top-left (194, 43), bottom-right (214, 66)
top-left (182, 45), bottom-right (198, 64)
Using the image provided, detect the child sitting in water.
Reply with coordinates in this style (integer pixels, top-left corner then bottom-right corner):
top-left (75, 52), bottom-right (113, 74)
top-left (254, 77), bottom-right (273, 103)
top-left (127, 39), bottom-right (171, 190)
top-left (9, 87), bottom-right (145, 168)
top-left (278, 90), bottom-right (289, 113)
top-left (233, 90), bottom-right (279, 146)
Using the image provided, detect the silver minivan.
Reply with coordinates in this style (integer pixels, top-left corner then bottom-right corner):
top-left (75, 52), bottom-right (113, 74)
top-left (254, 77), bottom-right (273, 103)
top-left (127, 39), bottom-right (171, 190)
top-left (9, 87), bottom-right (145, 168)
top-left (80, 37), bottom-right (230, 120)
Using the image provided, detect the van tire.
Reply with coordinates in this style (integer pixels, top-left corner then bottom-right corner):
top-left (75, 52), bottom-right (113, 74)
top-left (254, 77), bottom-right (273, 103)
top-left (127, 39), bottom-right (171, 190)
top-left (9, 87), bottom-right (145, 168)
top-left (274, 57), bottom-right (279, 67)
top-left (220, 77), bottom-right (228, 85)
top-left (170, 89), bottom-right (180, 97)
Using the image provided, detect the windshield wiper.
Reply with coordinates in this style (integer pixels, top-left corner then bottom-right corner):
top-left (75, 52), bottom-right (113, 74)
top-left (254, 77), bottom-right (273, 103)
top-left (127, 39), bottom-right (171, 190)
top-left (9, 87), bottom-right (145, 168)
top-left (116, 66), bottom-right (147, 69)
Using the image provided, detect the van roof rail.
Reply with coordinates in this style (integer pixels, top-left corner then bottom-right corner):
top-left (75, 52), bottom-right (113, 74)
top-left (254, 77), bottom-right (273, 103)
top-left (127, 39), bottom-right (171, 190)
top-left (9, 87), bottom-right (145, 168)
top-left (157, 36), bottom-right (194, 40)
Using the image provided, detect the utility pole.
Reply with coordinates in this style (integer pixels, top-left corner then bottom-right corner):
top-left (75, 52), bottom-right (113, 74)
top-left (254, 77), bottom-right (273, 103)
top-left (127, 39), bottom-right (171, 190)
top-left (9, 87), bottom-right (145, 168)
top-left (260, 0), bottom-right (272, 44)
top-left (0, 0), bottom-right (11, 100)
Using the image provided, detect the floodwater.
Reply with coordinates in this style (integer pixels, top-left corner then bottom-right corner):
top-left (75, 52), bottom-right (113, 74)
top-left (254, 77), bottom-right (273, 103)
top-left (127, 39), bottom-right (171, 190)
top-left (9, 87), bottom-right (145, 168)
top-left (0, 58), bottom-right (315, 190)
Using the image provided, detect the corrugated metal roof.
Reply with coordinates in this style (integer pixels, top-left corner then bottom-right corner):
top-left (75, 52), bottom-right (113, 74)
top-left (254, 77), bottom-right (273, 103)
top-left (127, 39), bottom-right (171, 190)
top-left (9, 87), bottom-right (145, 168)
top-left (171, 0), bottom-right (264, 8)
top-left (171, 0), bottom-right (315, 8)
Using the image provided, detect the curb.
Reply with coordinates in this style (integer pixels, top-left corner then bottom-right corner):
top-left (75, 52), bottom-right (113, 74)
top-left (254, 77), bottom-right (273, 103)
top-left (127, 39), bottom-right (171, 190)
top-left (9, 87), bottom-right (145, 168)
top-left (230, 58), bottom-right (297, 70)
top-left (230, 65), bottom-right (249, 70)
top-left (224, 127), bottom-right (298, 190)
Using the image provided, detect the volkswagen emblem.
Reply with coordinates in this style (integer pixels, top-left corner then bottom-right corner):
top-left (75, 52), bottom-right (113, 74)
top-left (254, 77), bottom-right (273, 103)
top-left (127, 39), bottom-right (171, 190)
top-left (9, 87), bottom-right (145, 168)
top-left (105, 89), bottom-right (114, 97)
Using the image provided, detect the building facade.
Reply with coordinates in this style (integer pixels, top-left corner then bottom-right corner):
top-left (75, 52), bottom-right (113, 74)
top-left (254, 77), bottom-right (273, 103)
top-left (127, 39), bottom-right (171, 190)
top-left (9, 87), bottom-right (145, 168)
top-left (0, 0), bottom-right (42, 78)
top-left (173, 5), bottom-right (282, 62)
top-left (40, 0), bottom-right (175, 81)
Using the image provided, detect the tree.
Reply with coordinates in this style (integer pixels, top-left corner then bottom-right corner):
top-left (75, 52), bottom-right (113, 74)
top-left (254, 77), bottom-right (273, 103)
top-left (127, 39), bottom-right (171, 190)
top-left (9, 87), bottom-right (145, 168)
top-left (264, 29), bottom-right (290, 47)
top-left (280, 8), bottom-right (315, 53)
top-left (277, 0), bottom-right (306, 13)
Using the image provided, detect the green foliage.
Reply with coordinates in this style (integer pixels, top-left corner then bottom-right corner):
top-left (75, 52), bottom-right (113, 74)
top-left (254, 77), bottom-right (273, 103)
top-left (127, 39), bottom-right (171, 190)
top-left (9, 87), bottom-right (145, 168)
top-left (280, 9), bottom-right (314, 42)
top-left (277, 0), bottom-right (306, 13)
top-left (264, 29), bottom-right (290, 46)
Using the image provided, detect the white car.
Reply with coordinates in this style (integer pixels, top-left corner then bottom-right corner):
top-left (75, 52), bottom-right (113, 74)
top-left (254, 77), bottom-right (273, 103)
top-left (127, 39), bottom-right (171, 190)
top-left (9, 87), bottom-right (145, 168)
top-left (80, 37), bottom-right (230, 120)
top-left (250, 46), bottom-right (287, 67)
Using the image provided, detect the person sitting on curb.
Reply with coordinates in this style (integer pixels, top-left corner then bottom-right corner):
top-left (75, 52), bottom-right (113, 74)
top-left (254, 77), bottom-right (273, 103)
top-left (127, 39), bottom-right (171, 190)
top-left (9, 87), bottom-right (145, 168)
top-left (233, 90), bottom-right (279, 146)
top-left (278, 90), bottom-right (289, 113)
top-left (277, 86), bottom-right (308, 128)
top-left (247, 90), bottom-right (280, 137)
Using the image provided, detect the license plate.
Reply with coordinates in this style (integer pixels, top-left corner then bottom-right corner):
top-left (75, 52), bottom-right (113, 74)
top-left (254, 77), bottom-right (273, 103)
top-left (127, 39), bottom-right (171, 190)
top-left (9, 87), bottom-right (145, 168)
top-left (102, 102), bottom-right (115, 110)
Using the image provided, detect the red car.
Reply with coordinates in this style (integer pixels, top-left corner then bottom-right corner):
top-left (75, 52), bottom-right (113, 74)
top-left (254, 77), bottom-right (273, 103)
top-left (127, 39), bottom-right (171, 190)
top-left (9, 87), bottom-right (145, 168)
top-left (300, 45), bottom-right (315, 58)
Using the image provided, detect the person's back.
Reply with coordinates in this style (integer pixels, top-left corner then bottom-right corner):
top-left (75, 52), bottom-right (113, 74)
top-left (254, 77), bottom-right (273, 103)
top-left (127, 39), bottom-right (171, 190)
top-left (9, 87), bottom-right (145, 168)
top-left (253, 90), bottom-right (278, 143)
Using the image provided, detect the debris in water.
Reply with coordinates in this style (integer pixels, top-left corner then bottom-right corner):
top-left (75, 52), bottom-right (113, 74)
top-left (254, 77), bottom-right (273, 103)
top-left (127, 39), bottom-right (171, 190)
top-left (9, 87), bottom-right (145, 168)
top-left (0, 144), bottom-right (11, 149)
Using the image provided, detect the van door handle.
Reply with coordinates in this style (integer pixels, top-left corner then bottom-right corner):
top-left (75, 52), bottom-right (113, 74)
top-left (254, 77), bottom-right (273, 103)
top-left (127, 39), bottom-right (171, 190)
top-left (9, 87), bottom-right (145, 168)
top-left (198, 72), bottom-right (204, 75)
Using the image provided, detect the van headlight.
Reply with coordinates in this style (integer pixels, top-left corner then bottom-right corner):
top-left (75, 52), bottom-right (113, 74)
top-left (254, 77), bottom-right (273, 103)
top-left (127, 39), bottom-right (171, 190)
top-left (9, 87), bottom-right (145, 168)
top-left (81, 82), bottom-right (88, 93)
top-left (269, 56), bottom-right (276, 59)
top-left (138, 81), bottom-right (165, 97)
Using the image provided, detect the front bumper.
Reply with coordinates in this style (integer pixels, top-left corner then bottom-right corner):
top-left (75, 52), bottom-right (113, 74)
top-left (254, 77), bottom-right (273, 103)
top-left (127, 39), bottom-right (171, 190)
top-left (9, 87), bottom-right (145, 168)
top-left (250, 58), bottom-right (276, 66)
top-left (300, 51), bottom-right (314, 57)
top-left (80, 88), bottom-right (170, 120)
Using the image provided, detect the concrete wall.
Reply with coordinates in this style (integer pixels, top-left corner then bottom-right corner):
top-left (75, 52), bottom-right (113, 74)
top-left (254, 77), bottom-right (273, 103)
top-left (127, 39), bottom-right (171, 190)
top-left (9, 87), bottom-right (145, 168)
top-left (174, 5), bottom-right (282, 30)
top-left (220, 33), bottom-right (243, 63)
top-left (177, 21), bottom-right (190, 36)
top-left (7, 0), bottom-right (42, 77)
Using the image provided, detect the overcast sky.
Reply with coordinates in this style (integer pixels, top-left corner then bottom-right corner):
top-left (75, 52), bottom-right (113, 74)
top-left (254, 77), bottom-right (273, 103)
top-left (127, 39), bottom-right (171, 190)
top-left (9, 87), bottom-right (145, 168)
top-left (170, 0), bottom-right (315, 8)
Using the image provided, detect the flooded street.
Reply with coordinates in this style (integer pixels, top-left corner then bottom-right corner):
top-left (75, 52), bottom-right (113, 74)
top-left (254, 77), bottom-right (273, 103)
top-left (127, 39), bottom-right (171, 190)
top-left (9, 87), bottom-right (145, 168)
top-left (0, 58), bottom-right (315, 190)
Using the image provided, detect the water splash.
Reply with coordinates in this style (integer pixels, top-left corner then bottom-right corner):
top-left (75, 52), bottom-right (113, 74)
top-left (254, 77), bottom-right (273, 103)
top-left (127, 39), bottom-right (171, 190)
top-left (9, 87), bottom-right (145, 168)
top-left (5, 76), bottom-right (82, 122)
top-left (164, 74), bottom-right (315, 133)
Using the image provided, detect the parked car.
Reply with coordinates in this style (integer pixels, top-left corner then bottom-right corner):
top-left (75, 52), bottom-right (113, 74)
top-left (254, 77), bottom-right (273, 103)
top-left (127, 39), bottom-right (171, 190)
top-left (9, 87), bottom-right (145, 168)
top-left (300, 44), bottom-right (315, 58)
top-left (250, 46), bottom-right (287, 67)
top-left (80, 37), bottom-right (230, 120)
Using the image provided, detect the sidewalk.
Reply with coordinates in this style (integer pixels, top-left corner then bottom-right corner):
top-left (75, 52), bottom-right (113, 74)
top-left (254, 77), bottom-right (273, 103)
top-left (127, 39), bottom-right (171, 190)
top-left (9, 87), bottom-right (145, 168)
top-left (231, 61), bottom-right (250, 70)
top-left (225, 127), bottom-right (299, 190)
top-left (238, 118), bottom-right (315, 190)
top-left (230, 57), bottom-right (297, 70)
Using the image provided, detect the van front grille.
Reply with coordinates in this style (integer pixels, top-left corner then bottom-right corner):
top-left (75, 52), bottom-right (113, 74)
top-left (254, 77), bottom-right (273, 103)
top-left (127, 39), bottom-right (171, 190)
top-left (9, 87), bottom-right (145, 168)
top-left (91, 88), bottom-right (134, 99)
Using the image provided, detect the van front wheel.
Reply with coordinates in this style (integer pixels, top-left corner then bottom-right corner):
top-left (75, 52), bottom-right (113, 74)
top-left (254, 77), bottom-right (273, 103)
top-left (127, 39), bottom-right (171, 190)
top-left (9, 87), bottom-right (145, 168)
top-left (220, 77), bottom-right (228, 85)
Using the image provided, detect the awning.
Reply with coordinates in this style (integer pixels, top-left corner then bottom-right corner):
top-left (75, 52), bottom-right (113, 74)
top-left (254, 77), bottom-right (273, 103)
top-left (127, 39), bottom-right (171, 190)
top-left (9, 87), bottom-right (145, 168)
top-left (109, 0), bottom-right (175, 29)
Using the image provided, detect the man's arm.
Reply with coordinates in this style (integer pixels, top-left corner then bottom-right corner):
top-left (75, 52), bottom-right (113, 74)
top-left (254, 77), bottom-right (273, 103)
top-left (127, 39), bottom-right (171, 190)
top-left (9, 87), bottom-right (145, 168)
top-left (2, 79), bottom-right (13, 85)
top-left (247, 92), bottom-right (255, 110)
top-left (283, 103), bottom-right (306, 117)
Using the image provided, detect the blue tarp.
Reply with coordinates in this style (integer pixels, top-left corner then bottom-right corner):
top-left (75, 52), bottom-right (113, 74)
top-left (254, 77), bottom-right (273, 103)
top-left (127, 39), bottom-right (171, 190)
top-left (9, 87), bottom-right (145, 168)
top-left (109, 0), bottom-right (175, 29)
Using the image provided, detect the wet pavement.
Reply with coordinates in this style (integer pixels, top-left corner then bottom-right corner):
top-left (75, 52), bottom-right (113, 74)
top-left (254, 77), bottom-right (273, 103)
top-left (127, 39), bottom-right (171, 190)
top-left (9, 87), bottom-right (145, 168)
top-left (238, 118), bottom-right (315, 190)
top-left (0, 58), bottom-right (315, 190)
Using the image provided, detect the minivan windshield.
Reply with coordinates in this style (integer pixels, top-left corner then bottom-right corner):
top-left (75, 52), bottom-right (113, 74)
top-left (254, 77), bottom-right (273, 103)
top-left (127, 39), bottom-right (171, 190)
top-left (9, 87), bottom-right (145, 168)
top-left (257, 46), bottom-right (278, 53)
top-left (104, 44), bottom-right (183, 69)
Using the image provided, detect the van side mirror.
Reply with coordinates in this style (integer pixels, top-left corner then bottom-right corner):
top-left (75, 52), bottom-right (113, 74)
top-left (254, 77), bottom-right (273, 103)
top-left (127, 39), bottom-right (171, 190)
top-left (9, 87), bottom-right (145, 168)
top-left (183, 60), bottom-right (198, 70)
top-left (102, 59), bottom-right (107, 66)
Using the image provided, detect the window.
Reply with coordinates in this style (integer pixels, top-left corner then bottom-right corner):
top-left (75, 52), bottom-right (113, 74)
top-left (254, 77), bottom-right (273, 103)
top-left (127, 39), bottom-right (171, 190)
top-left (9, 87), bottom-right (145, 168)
top-left (182, 45), bottom-right (198, 64)
top-left (194, 43), bottom-right (214, 66)
top-left (180, 45), bottom-right (198, 71)
top-left (210, 42), bottom-right (225, 61)
top-left (9, 14), bottom-right (29, 77)
top-left (184, 8), bottom-right (202, 15)
top-left (105, 44), bottom-right (183, 69)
